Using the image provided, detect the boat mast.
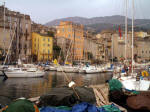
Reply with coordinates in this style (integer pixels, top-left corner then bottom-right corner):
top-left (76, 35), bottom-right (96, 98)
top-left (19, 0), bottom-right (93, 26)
top-left (131, 0), bottom-right (134, 74)
top-left (3, 1), bottom-right (6, 56)
top-left (111, 34), bottom-right (113, 63)
top-left (73, 26), bottom-right (75, 64)
top-left (125, 0), bottom-right (128, 60)
top-left (64, 40), bottom-right (73, 64)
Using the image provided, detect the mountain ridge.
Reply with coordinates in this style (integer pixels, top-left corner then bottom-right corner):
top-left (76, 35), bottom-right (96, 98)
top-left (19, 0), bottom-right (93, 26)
top-left (45, 15), bottom-right (150, 32)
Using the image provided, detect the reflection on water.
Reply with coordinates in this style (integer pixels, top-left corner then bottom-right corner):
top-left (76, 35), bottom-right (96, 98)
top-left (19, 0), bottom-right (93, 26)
top-left (0, 72), bottom-right (112, 105)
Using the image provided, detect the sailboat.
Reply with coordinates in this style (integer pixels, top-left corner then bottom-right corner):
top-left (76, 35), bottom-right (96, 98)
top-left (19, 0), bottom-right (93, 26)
top-left (1, 6), bottom-right (45, 78)
top-left (113, 0), bottom-right (150, 91)
top-left (5, 67), bottom-right (45, 78)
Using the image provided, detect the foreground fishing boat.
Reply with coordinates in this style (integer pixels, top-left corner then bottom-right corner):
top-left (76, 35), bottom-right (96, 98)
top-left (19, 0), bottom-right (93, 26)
top-left (109, 78), bottom-right (150, 111)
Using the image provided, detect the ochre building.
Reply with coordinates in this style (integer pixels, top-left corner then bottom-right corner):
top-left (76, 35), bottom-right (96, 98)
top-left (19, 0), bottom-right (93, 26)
top-left (32, 32), bottom-right (53, 62)
top-left (56, 21), bottom-right (84, 61)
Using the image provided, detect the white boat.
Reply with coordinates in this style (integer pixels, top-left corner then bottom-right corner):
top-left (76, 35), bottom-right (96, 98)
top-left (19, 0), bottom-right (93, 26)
top-left (78, 68), bottom-right (85, 73)
top-left (112, 1), bottom-right (150, 91)
top-left (78, 66), bottom-right (86, 73)
top-left (64, 66), bottom-right (78, 73)
top-left (105, 69), bottom-right (114, 73)
top-left (5, 67), bottom-right (45, 78)
top-left (119, 74), bottom-right (150, 91)
top-left (56, 66), bottom-right (64, 72)
top-left (49, 66), bottom-right (57, 71)
top-left (85, 66), bottom-right (101, 74)
top-left (44, 65), bottom-right (57, 71)
top-left (4, 64), bottom-right (45, 78)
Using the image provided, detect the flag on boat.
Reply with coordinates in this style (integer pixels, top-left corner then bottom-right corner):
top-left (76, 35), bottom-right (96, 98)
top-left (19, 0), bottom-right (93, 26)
top-left (119, 25), bottom-right (122, 39)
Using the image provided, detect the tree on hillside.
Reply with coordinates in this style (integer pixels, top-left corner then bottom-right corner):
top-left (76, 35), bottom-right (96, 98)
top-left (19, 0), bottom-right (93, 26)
top-left (47, 31), bottom-right (55, 37)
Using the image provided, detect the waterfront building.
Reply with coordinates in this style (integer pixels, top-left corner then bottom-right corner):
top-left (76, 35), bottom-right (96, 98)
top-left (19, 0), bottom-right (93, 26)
top-left (0, 5), bottom-right (32, 62)
top-left (106, 31), bottom-right (150, 62)
top-left (96, 34), bottom-right (105, 61)
top-left (84, 32), bottom-right (99, 61)
top-left (56, 21), bottom-right (84, 62)
top-left (100, 30), bottom-right (114, 61)
top-left (56, 37), bottom-right (71, 62)
top-left (135, 36), bottom-right (150, 62)
top-left (32, 32), bottom-right (53, 62)
top-left (135, 31), bottom-right (148, 38)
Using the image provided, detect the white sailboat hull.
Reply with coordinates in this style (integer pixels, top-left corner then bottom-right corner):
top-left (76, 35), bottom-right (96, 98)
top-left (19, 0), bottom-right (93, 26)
top-left (121, 78), bottom-right (150, 91)
top-left (57, 66), bottom-right (64, 72)
top-left (49, 66), bottom-right (57, 71)
top-left (78, 69), bottom-right (85, 73)
top-left (85, 66), bottom-right (101, 74)
top-left (85, 70), bottom-right (100, 74)
top-left (5, 71), bottom-right (45, 78)
top-left (64, 67), bottom-right (78, 73)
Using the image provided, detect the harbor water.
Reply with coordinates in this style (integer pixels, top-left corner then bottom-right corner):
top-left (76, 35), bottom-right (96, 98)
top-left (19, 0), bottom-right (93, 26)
top-left (0, 71), bottom-right (112, 106)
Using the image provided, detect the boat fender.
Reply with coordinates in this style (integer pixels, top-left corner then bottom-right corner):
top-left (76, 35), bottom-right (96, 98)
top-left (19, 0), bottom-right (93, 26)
top-left (68, 81), bottom-right (76, 88)
top-left (141, 71), bottom-right (149, 77)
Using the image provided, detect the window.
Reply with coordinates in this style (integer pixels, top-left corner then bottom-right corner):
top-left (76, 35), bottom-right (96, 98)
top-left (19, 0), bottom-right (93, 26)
top-left (43, 38), bottom-right (45, 41)
top-left (48, 50), bottom-right (50, 54)
top-left (25, 23), bottom-right (28, 29)
top-left (142, 51), bottom-right (144, 53)
top-left (43, 49), bottom-right (45, 53)
top-left (68, 28), bottom-right (71, 32)
top-left (57, 30), bottom-right (60, 33)
top-left (48, 38), bottom-right (50, 42)
top-left (24, 49), bottom-right (27, 54)
top-left (20, 23), bottom-right (22, 28)
top-left (62, 28), bottom-right (64, 32)
top-left (8, 16), bottom-right (11, 22)
top-left (48, 44), bottom-right (50, 46)
top-left (43, 44), bottom-right (45, 47)
top-left (68, 34), bottom-right (70, 38)
top-left (14, 18), bottom-right (17, 22)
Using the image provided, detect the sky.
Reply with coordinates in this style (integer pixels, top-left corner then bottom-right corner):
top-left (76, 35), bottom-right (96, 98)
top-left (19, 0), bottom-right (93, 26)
top-left (1, 0), bottom-right (150, 24)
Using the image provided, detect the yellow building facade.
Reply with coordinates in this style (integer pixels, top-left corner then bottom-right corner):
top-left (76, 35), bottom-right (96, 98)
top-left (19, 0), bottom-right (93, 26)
top-left (32, 32), bottom-right (53, 62)
top-left (56, 21), bottom-right (84, 61)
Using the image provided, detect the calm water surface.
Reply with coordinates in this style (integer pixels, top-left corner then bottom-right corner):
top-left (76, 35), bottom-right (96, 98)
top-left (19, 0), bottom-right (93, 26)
top-left (0, 72), bottom-right (112, 105)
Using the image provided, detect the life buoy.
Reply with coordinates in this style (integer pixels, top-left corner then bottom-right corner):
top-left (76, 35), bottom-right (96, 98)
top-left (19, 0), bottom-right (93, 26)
top-left (141, 71), bottom-right (149, 77)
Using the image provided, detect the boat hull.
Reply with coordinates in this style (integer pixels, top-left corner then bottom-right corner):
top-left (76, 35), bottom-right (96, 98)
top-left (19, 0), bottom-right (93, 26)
top-left (5, 71), bottom-right (45, 78)
top-left (57, 66), bottom-right (64, 72)
top-left (64, 67), bottom-right (78, 73)
top-left (85, 70), bottom-right (100, 74)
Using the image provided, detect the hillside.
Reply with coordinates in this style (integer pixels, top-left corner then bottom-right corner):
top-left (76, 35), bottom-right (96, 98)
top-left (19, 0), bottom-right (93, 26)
top-left (45, 15), bottom-right (150, 32)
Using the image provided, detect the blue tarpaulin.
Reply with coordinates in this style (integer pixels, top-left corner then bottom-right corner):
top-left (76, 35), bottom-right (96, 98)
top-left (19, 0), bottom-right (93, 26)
top-left (40, 102), bottom-right (121, 112)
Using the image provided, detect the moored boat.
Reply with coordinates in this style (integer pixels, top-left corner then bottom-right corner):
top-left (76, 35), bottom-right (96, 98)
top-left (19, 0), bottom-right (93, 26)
top-left (64, 66), bottom-right (78, 73)
top-left (4, 65), bottom-right (45, 78)
top-left (85, 66), bottom-right (101, 74)
top-left (4, 68), bottom-right (45, 78)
